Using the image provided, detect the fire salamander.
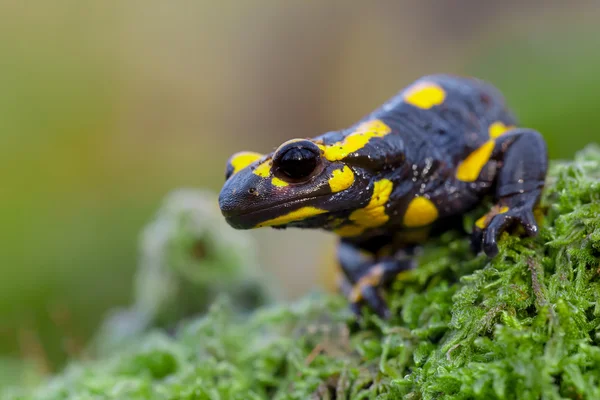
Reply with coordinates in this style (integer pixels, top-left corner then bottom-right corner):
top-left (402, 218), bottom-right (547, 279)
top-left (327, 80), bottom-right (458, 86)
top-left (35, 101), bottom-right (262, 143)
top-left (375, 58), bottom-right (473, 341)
top-left (218, 74), bottom-right (548, 319)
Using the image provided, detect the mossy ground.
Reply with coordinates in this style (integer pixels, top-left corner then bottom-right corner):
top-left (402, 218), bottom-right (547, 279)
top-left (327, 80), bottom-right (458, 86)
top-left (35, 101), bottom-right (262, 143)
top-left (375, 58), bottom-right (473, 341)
top-left (4, 145), bottom-right (600, 400)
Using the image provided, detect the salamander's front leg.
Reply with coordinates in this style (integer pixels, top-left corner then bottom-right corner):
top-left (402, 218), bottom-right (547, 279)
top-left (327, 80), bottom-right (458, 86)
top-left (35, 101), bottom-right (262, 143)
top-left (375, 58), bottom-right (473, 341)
top-left (337, 240), bottom-right (415, 319)
top-left (472, 128), bottom-right (548, 256)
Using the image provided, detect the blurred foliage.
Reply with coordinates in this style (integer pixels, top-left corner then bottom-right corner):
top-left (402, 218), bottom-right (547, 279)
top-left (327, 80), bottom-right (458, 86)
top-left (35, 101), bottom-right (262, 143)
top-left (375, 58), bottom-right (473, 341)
top-left (465, 25), bottom-right (600, 159)
top-left (4, 145), bottom-right (600, 399)
top-left (0, 359), bottom-right (43, 394)
top-left (90, 189), bottom-right (273, 355)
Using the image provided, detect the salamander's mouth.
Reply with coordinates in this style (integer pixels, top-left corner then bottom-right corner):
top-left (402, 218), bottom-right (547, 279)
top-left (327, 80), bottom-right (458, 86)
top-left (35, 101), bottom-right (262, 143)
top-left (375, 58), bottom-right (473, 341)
top-left (219, 157), bottom-right (368, 230)
top-left (221, 192), bottom-right (331, 219)
top-left (220, 192), bottom-right (334, 229)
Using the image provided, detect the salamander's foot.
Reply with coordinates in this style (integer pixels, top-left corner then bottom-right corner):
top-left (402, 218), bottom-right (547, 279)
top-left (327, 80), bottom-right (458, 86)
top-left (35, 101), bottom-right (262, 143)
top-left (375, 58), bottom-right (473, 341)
top-left (338, 258), bottom-right (416, 319)
top-left (472, 191), bottom-right (541, 257)
top-left (339, 265), bottom-right (390, 319)
top-left (337, 240), bottom-right (417, 319)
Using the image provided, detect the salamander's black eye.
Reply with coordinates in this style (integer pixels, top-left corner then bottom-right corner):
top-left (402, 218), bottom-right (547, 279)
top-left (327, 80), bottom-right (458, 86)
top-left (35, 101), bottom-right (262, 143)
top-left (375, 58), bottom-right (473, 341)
top-left (273, 140), bottom-right (322, 182)
top-left (278, 148), bottom-right (317, 178)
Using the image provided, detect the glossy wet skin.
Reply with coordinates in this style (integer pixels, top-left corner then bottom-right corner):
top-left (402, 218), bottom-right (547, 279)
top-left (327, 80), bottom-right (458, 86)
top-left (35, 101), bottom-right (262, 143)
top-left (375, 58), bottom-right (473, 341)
top-left (219, 138), bottom-right (373, 230)
top-left (218, 74), bottom-right (548, 318)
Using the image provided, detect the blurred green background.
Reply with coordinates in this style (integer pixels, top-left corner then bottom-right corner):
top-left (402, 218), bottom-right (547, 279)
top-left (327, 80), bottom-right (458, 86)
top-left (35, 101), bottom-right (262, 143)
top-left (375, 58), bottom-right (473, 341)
top-left (1, 0), bottom-right (598, 375)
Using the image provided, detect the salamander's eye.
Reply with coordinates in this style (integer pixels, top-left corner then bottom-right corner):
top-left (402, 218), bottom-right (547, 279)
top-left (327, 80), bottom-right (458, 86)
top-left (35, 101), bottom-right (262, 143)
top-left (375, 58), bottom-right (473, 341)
top-left (277, 148), bottom-right (317, 178)
top-left (273, 140), bottom-right (322, 182)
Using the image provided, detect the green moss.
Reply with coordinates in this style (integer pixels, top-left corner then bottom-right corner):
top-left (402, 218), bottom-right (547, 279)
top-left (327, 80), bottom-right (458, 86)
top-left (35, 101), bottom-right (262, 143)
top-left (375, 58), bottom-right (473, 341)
top-left (4, 145), bottom-right (600, 400)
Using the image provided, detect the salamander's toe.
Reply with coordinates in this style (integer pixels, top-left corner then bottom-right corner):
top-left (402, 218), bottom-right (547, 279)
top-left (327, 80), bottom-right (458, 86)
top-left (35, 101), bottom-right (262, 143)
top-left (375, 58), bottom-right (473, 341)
top-left (475, 205), bottom-right (540, 258)
top-left (355, 285), bottom-right (390, 319)
top-left (338, 267), bottom-right (391, 319)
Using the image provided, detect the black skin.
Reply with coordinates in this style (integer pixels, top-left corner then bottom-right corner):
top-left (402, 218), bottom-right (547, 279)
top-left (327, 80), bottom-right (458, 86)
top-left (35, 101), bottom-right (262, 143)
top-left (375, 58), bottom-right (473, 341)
top-left (218, 74), bottom-right (548, 319)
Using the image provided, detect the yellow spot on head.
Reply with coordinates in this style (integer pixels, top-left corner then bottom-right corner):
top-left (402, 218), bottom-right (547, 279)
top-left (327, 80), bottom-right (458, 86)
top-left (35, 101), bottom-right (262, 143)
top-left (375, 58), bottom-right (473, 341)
top-left (336, 179), bottom-right (394, 237)
top-left (455, 140), bottom-right (496, 182)
top-left (271, 177), bottom-right (289, 187)
top-left (328, 166), bottom-right (355, 193)
top-left (322, 120), bottom-right (391, 162)
top-left (253, 160), bottom-right (272, 178)
top-left (403, 197), bottom-right (439, 227)
top-left (489, 121), bottom-right (515, 139)
top-left (403, 82), bottom-right (446, 109)
top-left (255, 206), bottom-right (327, 228)
top-left (229, 151), bottom-right (263, 175)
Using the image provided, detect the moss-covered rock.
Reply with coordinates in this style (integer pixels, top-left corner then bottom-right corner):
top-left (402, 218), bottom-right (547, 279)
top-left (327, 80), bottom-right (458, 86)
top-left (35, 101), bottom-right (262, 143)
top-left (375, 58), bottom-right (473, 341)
top-left (4, 145), bottom-right (600, 400)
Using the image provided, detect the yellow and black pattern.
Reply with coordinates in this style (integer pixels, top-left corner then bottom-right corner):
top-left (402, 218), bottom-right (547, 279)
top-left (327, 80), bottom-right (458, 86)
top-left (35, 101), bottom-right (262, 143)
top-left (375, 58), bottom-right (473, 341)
top-left (219, 74), bottom-right (548, 318)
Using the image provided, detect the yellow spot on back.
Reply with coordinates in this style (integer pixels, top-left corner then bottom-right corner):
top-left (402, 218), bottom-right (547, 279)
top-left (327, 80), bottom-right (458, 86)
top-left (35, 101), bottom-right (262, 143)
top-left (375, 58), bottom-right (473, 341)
top-left (455, 140), bottom-right (496, 182)
top-left (255, 206), bottom-right (327, 228)
top-left (489, 121), bottom-right (515, 139)
top-left (322, 120), bottom-right (391, 162)
top-left (271, 177), bottom-right (289, 187)
top-left (404, 82), bottom-right (446, 109)
top-left (229, 151), bottom-right (263, 175)
top-left (403, 197), bottom-right (439, 227)
top-left (336, 179), bottom-right (393, 237)
top-left (253, 160), bottom-right (272, 178)
top-left (328, 166), bottom-right (355, 193)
